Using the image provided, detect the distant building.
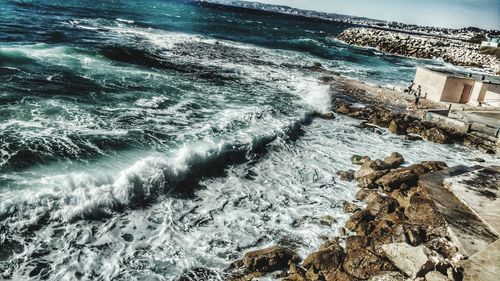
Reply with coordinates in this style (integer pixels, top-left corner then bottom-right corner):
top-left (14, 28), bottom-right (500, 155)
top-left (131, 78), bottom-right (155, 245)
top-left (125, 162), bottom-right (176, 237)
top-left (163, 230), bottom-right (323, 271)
top-left (413, 67), bottom-right (500, 107)
top-left (481, 37), bottom-right (499, 48)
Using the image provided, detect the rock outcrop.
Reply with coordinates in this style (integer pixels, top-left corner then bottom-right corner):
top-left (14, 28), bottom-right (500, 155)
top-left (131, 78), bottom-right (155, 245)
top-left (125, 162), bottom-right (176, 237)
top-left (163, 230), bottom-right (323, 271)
top-left (337, 27), bottom-right (499, 74)
top-left (229, 152), bottom-right (465, 281)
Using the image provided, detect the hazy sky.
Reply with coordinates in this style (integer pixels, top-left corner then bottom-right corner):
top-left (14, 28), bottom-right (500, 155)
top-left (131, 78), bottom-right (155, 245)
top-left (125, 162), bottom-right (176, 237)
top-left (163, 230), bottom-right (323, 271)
top-left (244, 0), bottom-right (500, 30)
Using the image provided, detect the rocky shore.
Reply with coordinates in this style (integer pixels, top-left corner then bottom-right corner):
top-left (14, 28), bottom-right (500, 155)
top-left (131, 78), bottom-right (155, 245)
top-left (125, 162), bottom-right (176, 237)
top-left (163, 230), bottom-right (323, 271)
top-left (337, 27), bottom-right (500, 75)
top-left (225, 152), bottom-right (466, 281)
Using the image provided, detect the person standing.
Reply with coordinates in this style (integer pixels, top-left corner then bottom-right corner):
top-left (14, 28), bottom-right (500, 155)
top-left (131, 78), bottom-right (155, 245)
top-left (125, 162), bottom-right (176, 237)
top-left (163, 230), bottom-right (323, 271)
top-left (407, 81), bottom-right (415, 94)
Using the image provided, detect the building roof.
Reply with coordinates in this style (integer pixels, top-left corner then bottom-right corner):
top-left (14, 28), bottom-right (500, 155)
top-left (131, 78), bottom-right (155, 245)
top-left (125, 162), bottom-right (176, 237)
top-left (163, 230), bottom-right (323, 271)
top-left (421, 67), bottom-right (500, 86)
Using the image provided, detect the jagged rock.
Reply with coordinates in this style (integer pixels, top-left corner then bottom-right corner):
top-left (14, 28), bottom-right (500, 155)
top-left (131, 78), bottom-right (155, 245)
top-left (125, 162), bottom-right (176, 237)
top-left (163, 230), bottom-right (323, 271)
top-left (337, 170), bottom-right (356, 182)
top-left (320, 215), bottom-right (337, 226)
top-left (388, 119), bottom-right (408, 135)
top-left (242, 246), bottom-right (297, 273)
top-left (302, 239), bottom-right (345, 277)
top-left (375, 168), bottom-right (419, 192)
top-left (355, 188), bottom-right (379, 202)
top-left (343, 236), bottom-right (397, 280)
top-left (358, 170), bottom-right (389, 189)
top-left (405, 195), bottom-right (447, 239)
top-left (326, 267), bottom-right (359, 281)
top-left (422, 127), bottom-right (451, 144)
top-left (351, 155), bottom-right (371, 165)
top-left (355, 160), bottom-right (390, 178)
top-left (345, 210), bottom-right (375, 234)
top-left (339, 226), bottom-right (348, 236)
top-left (381, 243), bottom-right (447, 279)
top-left (383, 152), bottom-right (405, 169)
top-left (365, 194), bottom-right (399, 216)
top-left (368, 271), bottom-right (406, 281)
top-left (343, 201), bottom-right (361, 213)
top-left (425, 238), bottom-right (458, 260)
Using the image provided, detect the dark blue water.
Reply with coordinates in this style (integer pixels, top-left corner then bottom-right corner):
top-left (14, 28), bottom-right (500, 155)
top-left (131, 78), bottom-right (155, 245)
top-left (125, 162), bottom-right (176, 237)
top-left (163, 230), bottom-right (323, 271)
top-left (1, 1), bottom-right (490, 280)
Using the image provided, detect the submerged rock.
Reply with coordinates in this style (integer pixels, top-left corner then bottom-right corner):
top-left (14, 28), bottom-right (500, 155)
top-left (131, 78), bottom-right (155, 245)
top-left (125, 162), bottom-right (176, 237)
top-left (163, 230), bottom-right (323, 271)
top-left (351, 155), bottom-right (371, 165)
top-left (337, 170), bottom-right (356, 182)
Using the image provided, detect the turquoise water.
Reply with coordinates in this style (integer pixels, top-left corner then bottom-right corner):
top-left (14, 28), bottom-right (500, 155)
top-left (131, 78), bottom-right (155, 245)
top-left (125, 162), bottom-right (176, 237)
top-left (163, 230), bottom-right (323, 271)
top-left (0, 1), bottom-right (495, 280)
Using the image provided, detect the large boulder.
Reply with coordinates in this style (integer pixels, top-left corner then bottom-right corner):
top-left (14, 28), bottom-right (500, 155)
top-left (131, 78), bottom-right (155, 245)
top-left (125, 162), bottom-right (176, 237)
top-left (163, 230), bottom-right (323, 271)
top-left (382, 152), bottom-right (405, 169)
top-left (337, 170), bottom-right (355, 182)
top-left (365, 194), bottom-right (400, 216)
top-left (345, 210), bottom-right (375, 234)
top-left (351, 155), bottom-right (371, 165)
top-left (375, 169), bottom-right (419, 192)
top-left (368, 271), bottom-right (406, 281)
top-left (358, 170), bottom-right (389, 189)
top-left (242, 246), bottom-right (297, 273)
top-left (381, 243), bottom-right (448, 279)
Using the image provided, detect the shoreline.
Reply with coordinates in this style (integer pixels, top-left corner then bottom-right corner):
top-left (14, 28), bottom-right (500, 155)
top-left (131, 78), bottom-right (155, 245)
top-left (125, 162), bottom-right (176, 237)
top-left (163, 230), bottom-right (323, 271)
top-left (221, 67), bottom-right (499, 281)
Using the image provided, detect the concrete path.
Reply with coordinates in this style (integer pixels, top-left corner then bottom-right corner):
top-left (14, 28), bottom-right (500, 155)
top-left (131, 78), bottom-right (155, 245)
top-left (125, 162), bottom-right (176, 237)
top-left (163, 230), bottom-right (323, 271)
top-left (462, 239), bottom-right (500, 281)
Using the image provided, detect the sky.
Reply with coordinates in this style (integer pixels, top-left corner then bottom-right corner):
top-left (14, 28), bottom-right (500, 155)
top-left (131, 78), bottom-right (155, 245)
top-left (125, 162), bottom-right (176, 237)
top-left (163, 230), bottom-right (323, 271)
top-left (244, 0), bottom-right (500, 30)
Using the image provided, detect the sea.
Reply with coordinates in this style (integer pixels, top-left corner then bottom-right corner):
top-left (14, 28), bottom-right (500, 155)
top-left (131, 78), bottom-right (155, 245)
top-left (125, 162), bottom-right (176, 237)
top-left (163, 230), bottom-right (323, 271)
top-left (0, 0), bottom-right (496, 280)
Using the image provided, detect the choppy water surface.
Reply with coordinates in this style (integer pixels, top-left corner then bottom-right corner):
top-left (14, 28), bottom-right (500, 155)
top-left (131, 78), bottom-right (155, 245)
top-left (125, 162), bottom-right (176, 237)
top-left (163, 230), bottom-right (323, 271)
top-left (0, 1), bottom-right (497, 280)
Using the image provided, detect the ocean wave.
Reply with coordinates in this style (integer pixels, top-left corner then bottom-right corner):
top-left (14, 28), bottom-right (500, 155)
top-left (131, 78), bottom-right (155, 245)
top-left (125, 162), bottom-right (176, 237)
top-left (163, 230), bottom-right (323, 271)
top-left (0, 115), bottom-right (313, 229)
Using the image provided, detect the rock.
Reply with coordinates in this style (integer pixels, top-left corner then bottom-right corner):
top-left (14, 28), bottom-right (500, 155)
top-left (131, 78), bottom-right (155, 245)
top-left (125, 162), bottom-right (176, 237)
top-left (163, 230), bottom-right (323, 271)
top-left (343, 236), bottom-right (397, 280)
top-left (470, 157), bottom-right (485, 163)
top-left (355, 160), bottom-right (389, 178)
top-left (242, 246), bottom-right (297, 273)
top-left (302, 239), bottom-right (345, 277)
top-left (405, 133), bottom-right (423, 141)
top-left (381, 243), bottom-right (447, 279)
top-left (422, 128), bottom-right (451, 144)
top-left (405, 195), bottom-right (447, 239)
top-left (358, 170), bottom-right (389, 189)
top-left (345, 210), bottom-right (375, 234)
top-left (339, 227), bottom-right (348, 236)
top-left (343, 201), bottom-right (361, 213)
top-left (375, 168), bottom-right (419, 192)
top-left (425, 270), bottom-right (451, 281)
top-left (337, 170), bottom-right (355, 182)
top-left (368, 271), bottom-right (406, 281)
top-left (320, 215), bottom-right (337, 226)
top-left (388, 119), bottom-right (408, 135)
top-left (355, 188), bottom-right (379, 202)
top-left (351, 155), bottom-right (371, 165)
top-left (383, 152), bottom-right (405, 169)
top-left (365, 194), bottom-right (400, 216)
top-left (425, 238), bottom-right (458, 260)
top-left (326, 267), bottom-right (359, 281)
top-left (314, 111), bottom-right (336, 120)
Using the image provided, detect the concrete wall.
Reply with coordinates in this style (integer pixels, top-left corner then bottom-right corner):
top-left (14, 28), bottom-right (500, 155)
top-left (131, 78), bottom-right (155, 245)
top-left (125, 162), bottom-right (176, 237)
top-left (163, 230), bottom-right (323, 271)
top-left (441, 76), bottom-right (475, 103)
top-left (483, 84), bottom-right (500, 107)
top-left (414, 67), bottom-right (447, 103)
top-left (468, 82), bottom-right (489, 106)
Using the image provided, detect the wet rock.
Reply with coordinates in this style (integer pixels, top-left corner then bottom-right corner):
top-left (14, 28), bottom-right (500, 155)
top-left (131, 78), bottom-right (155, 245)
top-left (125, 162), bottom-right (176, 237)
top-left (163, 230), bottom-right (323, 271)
top-left (388, 119), bottom-right (408, 135)
top-left (343, 201), bottom-right (361, 213)
top-left (314, 111), bottom-right (336, 120)
top-left (355, 160), bottom-right (390, 178)
top-left (351, 155), bottom-right (371, 165)
top-left (339, 226), bottom-right (348, 236)
top-left (302, 239), bottom-right (345, 277)
top-left (355, 188), bottom-right (379, 202)
top-left (242, 246), bottom-right (297, 273)
top-left (358, 170), bottom-right (389, 189)
top-left (381, 243), bottom-right (447, 279)
top-left (337, 170), bottom-right (355, 182)
top-left (470, 157), bottom-right (485, 163)
top-left (320, 215), bottom-right (338, 226)
top-left (422, 127), bottom-right (451, 144)
top-left (405, 134), bottom-right (423, 141)
top-left (382, 152), bottom-right (405, 169)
